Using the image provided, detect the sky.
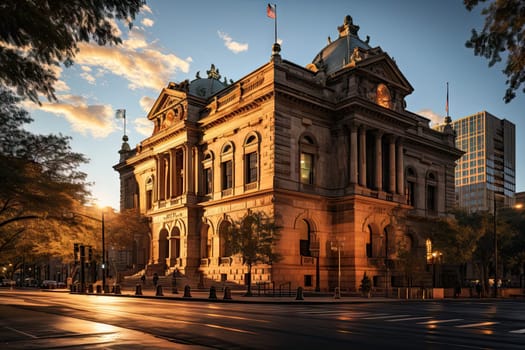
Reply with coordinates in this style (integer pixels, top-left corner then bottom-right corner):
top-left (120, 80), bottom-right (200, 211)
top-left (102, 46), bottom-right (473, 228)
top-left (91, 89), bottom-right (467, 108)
top-left (25, 0), bottom-right (524, 210)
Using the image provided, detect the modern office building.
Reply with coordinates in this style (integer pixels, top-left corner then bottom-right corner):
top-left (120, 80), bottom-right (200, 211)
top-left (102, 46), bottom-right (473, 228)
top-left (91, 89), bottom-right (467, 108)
top-left (451, 111), bottom-right (516, 212)
top-left (114, 15), bottom-right (462, 293)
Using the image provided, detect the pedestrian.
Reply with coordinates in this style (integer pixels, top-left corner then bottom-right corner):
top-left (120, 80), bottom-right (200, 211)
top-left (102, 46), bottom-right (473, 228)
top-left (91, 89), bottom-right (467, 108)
top-left (153, 273), bottom-right (159, 287)
top-left (475, 282), bottom-right (482, 298)
top-left (140, 274), bottom-right (146, 284)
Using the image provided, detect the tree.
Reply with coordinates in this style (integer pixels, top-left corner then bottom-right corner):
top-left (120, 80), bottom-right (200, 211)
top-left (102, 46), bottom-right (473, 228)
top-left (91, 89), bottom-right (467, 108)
top-left (0, 0), bottom-right (146, 104)
top-left (464, 0), bottom-right (525, 103)
top-left (0, 88), bottom-right (90, 257)
top-left (227, 211), bottom-right (282, 296)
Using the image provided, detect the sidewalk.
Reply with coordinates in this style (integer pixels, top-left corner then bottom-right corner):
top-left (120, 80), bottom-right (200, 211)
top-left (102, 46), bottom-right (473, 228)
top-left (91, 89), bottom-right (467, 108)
top-left (49, 284), bottom-right (397, 304)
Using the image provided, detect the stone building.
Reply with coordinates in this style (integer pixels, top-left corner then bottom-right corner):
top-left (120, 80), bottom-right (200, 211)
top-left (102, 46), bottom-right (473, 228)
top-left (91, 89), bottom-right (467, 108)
top-left (114, 15), bottom-right (462, 293)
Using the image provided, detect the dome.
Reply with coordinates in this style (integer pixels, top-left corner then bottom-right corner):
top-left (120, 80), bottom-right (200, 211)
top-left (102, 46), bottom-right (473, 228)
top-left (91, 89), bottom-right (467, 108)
top-left (188, 64), bottom-right (227, 98)
top-left (310, 15), bottom-right (371, 75)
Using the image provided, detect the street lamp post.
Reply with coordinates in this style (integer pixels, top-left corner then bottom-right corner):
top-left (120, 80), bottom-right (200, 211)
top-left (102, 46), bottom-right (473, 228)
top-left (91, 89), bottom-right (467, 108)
top-left (101, 211), bottom-right (106, 293)
top-left (330, 239), bottom-right (344, 298)
top-left (493, 193), bottom-right (498, 298)
top-left (310, 238), bottom-right (320, 292)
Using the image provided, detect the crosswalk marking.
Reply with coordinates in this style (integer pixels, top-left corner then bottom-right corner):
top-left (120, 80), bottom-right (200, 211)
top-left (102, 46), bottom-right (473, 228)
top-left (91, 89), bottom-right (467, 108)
top-left (456, 321), bottom-right (499, 328)
top-left (417, 319), bottom-right (464, 325)
top-left (362, 314), bottom-right (411, 320)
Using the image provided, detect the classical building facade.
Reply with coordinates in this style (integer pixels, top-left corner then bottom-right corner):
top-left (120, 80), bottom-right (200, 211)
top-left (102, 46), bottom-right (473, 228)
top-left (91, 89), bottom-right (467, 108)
top-left (114, 16), bottom-right (462, 293)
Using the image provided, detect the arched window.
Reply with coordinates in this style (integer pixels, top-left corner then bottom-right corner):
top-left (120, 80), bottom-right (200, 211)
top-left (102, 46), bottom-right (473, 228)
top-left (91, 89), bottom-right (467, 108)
top-left (170, 227), bottom-right (181, 260)
top-left (299, 134), bottom-right (317, 185)
top-left (158, 229), bottom-right (169, 261)
top-left (219, 221), bottom-right (232, 257)
top-left (243, 133), bottom-right (259, 188)
top-left (220, 143), bottom-right (234, 194)
top-left (426, 171), bottom-right (438, 214)
top-left (366, 225), bottom-right (372, 258)
top-left (405, 167), bottom-right (417, 206)
top-left (299, 219), bottom-right (311, 256)
top-left (202, 151), bottom-right (214, 195)
top-left (145, 176), bottom-right (154, 210)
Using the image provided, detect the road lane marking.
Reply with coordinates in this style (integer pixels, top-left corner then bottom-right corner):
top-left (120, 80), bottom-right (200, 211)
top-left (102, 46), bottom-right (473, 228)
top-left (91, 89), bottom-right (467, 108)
top-left (204, 323), bottom-right (256, 334)
top-left (509, 328), bottom-right (525, 334)
top-left (205, 313), bottom-right (270, 323)
top-left (387, 316), bottom-right (432, 322)
top-left (455, 322), bottom-right (499, 328)
top-left (417, 319), bottom-right (464, 324)
top-left (5, 326), bottom-right (38, 338)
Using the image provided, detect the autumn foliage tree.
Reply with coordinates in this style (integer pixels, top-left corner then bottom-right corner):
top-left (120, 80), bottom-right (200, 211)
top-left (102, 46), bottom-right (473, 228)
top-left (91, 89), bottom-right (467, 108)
top-left (0, 0), bottom-right (146, 103)
top-left (227, 211), bottom-right (282, 296)
top-left (464, 0), bottom-right (525, 102)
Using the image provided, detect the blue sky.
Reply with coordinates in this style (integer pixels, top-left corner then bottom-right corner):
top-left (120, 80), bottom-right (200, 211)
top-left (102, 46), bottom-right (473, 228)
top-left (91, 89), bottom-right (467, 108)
top-left (25, 0), bottom-right (524, 209)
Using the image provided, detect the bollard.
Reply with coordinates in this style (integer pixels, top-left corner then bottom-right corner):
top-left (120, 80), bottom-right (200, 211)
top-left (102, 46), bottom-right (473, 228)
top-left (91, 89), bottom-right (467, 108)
top-left (223, 286), bottom-right (232, 300)
top-left (115, 284), bottom-right (121, 294)
top-left (104, 285), bottom-right (109, 294)
top-left (156, 284), bottom-right (164, 296)
top-left (334, 287), bottom-right (341, 299)
top-left (295, 286), bottom-right (304, 300)
top-left (135, 283), bottom-right (143, 296)
top-left (209, 286), bottom-right (217, 299)
top-left (183, 285), bottom-right (192, 298)
top-left (96, 285), bottom-right (102, 294)
top-left (88, 284), bottom-right (94, 294)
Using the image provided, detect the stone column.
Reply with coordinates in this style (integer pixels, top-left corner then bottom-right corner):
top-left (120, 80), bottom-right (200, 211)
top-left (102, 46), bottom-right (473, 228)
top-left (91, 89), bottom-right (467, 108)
top-left (375, 132), bottom-right (383, 191)
top-left (389, 136), bottom-right (396, 193)
top-left (154, 155), bottom-right (160, 201)
top-left (169, 149), bottom-right (176, 199)
top-left (396, 140), bottom-right (404, 195)
top-left (185, 144), bottom-right (195, 194)
top-left (359, 126), bottom-right (367, 187)
top-left (350, 125), bottom-right (358, 184)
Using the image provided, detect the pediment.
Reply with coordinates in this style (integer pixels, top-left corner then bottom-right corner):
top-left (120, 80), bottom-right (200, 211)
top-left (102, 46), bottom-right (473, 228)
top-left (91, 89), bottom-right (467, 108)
top-left (146, 87), bottom-right (188, 136)
top-left (357, 53), bottom-right (413, 94)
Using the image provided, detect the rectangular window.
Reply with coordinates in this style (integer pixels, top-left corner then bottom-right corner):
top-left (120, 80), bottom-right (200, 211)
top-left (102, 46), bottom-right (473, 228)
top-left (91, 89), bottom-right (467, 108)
top-left (304, 275), bottom-right (313, 287)
top-left (146, 189), bottom-right (153, 210)
top-left (300, 239), bottom-right (310, 256)
top-left (427, 185), bottom-right (436, 212)
top-left (245, 152), bottom-right (258, 184)
top-left (221, 160), bottom-right (233, 190)
top-left (204, 167), bottom-right (212, 194)
top-left (300, 152), bottom-right (314, 184)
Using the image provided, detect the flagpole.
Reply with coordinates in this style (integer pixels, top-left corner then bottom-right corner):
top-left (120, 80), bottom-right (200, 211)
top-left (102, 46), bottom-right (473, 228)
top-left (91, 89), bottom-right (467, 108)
top-left (274, 4), bottom-right (277, 44)
top-left (446, 82), bottom-right (449, 117)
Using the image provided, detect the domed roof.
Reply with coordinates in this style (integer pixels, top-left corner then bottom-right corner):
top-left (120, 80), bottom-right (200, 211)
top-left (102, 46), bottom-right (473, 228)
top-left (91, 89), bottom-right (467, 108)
top-left (310, 15), bottom-right (371, 75)
top-left (188, 64), bottom-right (227, 98)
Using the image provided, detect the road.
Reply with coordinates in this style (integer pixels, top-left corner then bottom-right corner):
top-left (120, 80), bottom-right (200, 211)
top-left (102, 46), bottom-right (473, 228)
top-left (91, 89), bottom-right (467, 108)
top-left (1, 289), bottom-right (524, 349)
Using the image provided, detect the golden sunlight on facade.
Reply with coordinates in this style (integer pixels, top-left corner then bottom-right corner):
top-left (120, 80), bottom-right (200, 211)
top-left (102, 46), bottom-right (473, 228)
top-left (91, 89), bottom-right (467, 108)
top-left (114, 15), bottom-right (462, 294)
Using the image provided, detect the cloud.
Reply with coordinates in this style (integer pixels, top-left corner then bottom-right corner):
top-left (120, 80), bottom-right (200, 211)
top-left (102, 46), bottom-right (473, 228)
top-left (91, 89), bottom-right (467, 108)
top-left (217, 31), bottom-right (248, 54)
top-left (134, 117), bottom-right (154, 136)
top-left (80, 72), bottom-right (96, 84)
top-left (139, 96), bottom-right (155, 112)
top-left (39, 95), bottom-right (116, 138)
top-left (142, 18), bottom-right (154, 27)
top-left (75, 27), bottom-right (191, 92)
top-left (141, 4), bottom-right (153, 14)
top-left (417, 109), bottom-right (445, 127)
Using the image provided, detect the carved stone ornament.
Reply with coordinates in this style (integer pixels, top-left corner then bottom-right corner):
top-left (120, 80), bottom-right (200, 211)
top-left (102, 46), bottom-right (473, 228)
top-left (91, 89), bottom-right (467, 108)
top-left (376, 83), bottom-right (392, 109)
